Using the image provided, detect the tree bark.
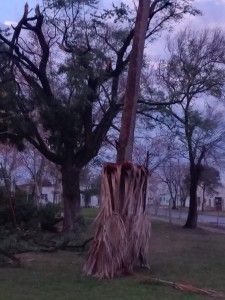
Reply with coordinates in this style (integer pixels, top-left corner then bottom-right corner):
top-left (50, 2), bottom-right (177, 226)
top-left (182, 198), bottom-right (186, 207)
top-left (61, 164), bottom-right (81, 231)
top-left (183, 166), bottom-right (199, 228)
top-left (172, 199), bottom-right (177, 209)
top-left (117, 0), bottom-right (151, 163)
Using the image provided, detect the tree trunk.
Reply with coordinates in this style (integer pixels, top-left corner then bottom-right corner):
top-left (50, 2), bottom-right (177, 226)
top-left (183, 167), bottom-right (199, 228)
top-left (172, 198), bottom-right (177, 209)
top-left (61, 164), bottom-right (81, 231)
top-left (202, 188), bottom-right (205, 212)
top-left (116, 0), bottom-right (151, 163)
top-left (169, 198), bottom-right (172, 224)
top-left (84, 194), bottom-right (91, 208)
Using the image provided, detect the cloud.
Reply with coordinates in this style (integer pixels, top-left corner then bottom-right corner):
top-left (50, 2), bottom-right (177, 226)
top-left (4, 21), bottom-right (17, 27)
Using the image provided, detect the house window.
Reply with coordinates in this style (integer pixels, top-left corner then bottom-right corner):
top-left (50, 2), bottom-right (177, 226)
top-left (41, 194), bottom-right (48, 202)
top-left (54, 194), bottom-right (61, 204)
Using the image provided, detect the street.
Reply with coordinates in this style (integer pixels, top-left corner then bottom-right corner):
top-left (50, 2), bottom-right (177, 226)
top-left (149, 207), bottom-right (225, 227)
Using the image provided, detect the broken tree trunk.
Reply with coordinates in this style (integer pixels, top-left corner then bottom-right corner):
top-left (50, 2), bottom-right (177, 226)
top-left (84, 0), bottom-right (151, 278)
top-left (117, 0), bottom-right (151, 163)
top-left (83, 162), bottom-right (150, 278)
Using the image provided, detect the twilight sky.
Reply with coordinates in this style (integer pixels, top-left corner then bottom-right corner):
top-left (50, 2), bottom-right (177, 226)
top-left (0, 0), bottom-right (119, 25)
top-left (1, 0), bottom-right (225, 27)
top-left (0, 0), bottom-right (225, 58)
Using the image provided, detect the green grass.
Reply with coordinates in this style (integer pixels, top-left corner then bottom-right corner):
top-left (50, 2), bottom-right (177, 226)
top-left (81, 207), bottom-right (99, 219)
top-left (0, 220), bottom-right (225, 300)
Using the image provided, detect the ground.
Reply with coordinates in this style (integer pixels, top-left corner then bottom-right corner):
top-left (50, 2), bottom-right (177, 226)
top-left (0, 211), bottom-right (225, 300)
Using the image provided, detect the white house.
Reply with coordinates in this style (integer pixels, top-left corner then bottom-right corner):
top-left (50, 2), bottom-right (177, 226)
top-left (18, 183), bottom-right (61, 205)
top-left (148, 184), bottom-right (225, 211)
top-left (80, 194), bottom-right (99, 207)
top-left (196, 184), bottom-right (225, 211)
top-left (40, 185), bottom-right (61, 205)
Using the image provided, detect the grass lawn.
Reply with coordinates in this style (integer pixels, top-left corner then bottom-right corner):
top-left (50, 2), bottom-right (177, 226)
top-left (81, 207), bottom-right (99, 219)
top-left (0, 220), bottom-right (225, 300)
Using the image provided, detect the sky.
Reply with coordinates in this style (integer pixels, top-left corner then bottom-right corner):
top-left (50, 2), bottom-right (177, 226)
top-left (1, 0), bottom-right (225, 27)
top-left (0, 0), bottom-right (120, 25)
top-left (1, 0), bottom-right (225, 55)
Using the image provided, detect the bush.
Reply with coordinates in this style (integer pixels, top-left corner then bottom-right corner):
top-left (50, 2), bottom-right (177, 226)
top-left (0, 202), bottom-right (37, 229)
top-left (0, 189), bottom-right (61, 231)
top-left (37, 203), bottom-right (62, 231)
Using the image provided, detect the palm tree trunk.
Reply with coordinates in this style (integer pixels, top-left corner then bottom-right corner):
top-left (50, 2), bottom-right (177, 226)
top-left (83, 162), bottom-right (150, 278)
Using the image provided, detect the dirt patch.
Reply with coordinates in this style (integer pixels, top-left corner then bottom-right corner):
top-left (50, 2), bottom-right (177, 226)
top-left (16, 251), bottom-right (79, 264)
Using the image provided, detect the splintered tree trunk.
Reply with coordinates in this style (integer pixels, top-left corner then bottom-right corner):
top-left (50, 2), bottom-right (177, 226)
top-left (83, 162), bottom-right (150, 278)
top-left (61, 164), bottom-right (81, 231)
top-left (84, 0), bottom-right (151, 278)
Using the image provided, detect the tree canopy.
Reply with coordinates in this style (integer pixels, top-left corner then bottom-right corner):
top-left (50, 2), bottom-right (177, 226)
top-left (0, 0), bottom-right (200, 230)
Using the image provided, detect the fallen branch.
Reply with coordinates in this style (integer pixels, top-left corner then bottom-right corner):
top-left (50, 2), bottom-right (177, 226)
top-left (132, 272), bottom-right (225, 298)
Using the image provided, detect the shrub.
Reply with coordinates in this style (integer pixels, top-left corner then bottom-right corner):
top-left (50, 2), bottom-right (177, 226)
top-left (37, 203), bottom-right (62, 231)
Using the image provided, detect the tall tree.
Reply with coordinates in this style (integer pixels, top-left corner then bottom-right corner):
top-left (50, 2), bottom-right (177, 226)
top-left (157, 28), bottom-right (225, 228)
top-left (0, 2), bottom-right (124, 231)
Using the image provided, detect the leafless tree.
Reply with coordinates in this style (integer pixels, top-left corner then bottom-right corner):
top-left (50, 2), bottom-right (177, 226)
top-left (158, 159), bottom-right (189, 208)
